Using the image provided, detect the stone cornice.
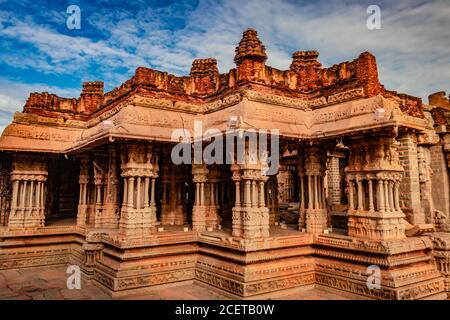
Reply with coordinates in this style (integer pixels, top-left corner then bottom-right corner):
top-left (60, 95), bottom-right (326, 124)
top-left (0, 89), bottom-right (433, 154)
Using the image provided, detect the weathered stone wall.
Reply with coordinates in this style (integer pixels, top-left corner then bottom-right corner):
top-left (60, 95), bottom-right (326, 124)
top-left (327, 155), bottom-right (340, 206)
top-left (398, 133), bottom-right (425, 224)
top-left (430, 144), bottom-right (450, 216)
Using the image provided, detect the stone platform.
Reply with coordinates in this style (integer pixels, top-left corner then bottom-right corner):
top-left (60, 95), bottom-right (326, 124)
top-left (0, 224), bottom-right (447, 300)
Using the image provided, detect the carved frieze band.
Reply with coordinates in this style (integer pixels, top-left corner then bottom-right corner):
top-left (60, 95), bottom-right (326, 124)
top-left (2, 125), bottom-right (73, 142)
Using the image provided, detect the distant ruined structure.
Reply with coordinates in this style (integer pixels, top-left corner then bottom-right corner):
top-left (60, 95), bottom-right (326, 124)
top-left (0, 28), bottom-right (449, 299)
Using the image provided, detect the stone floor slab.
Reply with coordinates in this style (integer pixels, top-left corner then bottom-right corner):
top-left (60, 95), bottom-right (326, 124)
top-left (0, 266), bottom-right (351, 300)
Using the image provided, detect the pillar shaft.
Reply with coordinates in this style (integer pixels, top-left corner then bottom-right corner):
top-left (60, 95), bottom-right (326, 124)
top-left (128, 177), bottom-right (134, 207)
top-left (21, 181), bottom-right (27, 208)
top-left (245, 181), bottom-right (251, 207)
top-left (377, 180), bottom-right (385, 212)
top-left (259, 181), bottom-right (265, 207)
top-left (150, 178), bottom-right (156, 206)
top-left (136, 177), bottom-right (141, 209)
top-left (368, 179), bottom-right (374, 211)
top-left (384, 180), bottom-right (390, 211)
top-left (200, 182), bottom-right (205, 206)
top-left (29, 181), bottom-right (34, 208)
top-left (299, 176), bottom-right (305, 210)
top-left (235, 181), bottom-right (241, 207)
top-left (144, 177), bottom-right (149, 208)
top-left (357, 179), bottom-right (364, 211)
top-left (195, 183), bottom-right (200, 205)
top-left (251, 181), bottom-right (257, 208)
top-left (313, 175), bottom-right (318, 209)
top-left (348, 180), bottom-right (354, 211)
top-left (210, 182), bottom-right (215, 206)
top-left (388, 181), bottom-right (394, 213)
top-left (307, 176), bottom-right (313, 209)
top-left (394, 182), bottom-right (400, 211)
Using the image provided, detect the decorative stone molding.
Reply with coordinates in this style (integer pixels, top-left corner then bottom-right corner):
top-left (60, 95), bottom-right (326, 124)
top-left (204, 92), bottom-right (243, 112)
top-left (326, 87), bottom-right (365, 105)
top-left (243, 90), bottom-right (308, 110)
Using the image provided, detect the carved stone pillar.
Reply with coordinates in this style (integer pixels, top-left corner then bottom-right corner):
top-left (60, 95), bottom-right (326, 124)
top-left (231, 158), bottom-right (270, 239)
top-left (267, 175), bottom-right (279, 225)
top-left (231, 152), bottom-right (269, 240)
top-left (384, 180), bottom-right (390, 212)
top-left (161, 161), bottom-right (184, 226)
top-left (100, 145), bottom-right (120, 229)
top-left (231, 164), bottom-right (242, 237)
top-left (346, 137), bottom-right (405, 241)
top-left (8, 154), bottom-right (48, 228)
top-left (92, 154), bottom-right (108, 229)
top-left (356, 176), bottom-right (364, 211)
top-left (348, 179), bottom-right (355, 211)
top-left (205, 165), bottom-right (220, 229)
top-left (160, 160), bottom-right (170, 222)
top-left (192, 164), bottom-right (208, 231)
top-left (327, 153), bottom-right (340, 206)
top-left (368, 178), bottom-right (374, 211)
top-left (77, 157), bottom-right (90, 227)
top-left (297, 154), bottom-right (306, 229)
top-left (148, 154), bottom-right (159, 228)
top-left (259, 174), bottom-right (270, 238)
top-left (304, 147), bottom-right (328, 234)
top-left (119, 142), bottom-right (158, 238)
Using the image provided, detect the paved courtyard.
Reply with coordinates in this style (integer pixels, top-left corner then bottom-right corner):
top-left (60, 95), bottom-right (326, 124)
top-left (0, 265), bottom-right (351, 300)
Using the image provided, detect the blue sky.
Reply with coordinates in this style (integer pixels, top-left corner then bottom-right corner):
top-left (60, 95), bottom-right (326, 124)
top-left (0, 0), bottom-right (449, 132)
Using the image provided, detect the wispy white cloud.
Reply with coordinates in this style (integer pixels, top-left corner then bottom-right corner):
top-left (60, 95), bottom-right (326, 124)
top-left (178, 0), bottom-right (450, 100)
top-left (0, 78), bottom-right (81, 133)
top-left (0, 18), bottom-right (144, 74)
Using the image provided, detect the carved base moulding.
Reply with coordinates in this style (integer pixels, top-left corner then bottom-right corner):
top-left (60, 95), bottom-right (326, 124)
top-left (0, 230), bottom-right (448, 300)
top-left (347, 211), bottom-right (406, 241)
top-left (315, 273), bottom-right (446, 300)
top-left (305, 208), bottom-right (328, 234)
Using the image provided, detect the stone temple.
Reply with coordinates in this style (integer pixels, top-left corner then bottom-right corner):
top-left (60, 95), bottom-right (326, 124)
top-left (0, 28), bottom-right (449, 299)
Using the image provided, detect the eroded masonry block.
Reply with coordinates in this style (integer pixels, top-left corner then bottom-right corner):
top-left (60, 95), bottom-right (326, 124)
top-left (398, 133), bottom-right (425, 225)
